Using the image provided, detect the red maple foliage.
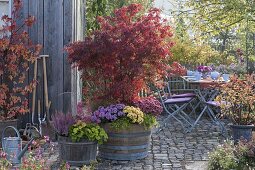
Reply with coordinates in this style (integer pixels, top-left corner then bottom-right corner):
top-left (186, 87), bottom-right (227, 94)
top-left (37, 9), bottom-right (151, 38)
top-left (66, 4), bottom-right (173, 106)
top-left (167, 62), bottom-right (187, 77)
top-left (0, 0), bottom-right (41, 120)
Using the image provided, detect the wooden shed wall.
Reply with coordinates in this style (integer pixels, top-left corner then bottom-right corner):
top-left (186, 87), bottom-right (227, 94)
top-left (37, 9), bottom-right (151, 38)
top-left (18, 0), bottom-right (85, 127)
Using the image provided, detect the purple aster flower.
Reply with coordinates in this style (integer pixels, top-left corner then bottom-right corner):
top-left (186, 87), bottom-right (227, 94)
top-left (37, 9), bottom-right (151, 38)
top-left (91, 103), bottom-right (126, 123)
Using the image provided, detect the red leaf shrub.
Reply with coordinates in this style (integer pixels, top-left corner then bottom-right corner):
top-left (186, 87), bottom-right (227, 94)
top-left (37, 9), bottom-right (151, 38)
top-left (66, 4), bottom-right (173, 107)
top-left (0, 0), bottom-right (41, 120)
top-left (134, 97), bottom-right (163, 116)
top-left (167, 62), bottom-right (187, 77)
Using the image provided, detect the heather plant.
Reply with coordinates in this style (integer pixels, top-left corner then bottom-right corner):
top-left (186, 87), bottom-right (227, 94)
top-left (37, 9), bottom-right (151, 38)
top-left (52, 112), bottom-right (76, 136)
top-left (0, 0), bottom-right (41, 120)
top-left (216, 74), bottom-right (255, 125)
top-left (76, 102), bottom-right (92, 123)
top-left (66, 4), bottom-right (173, 105)
top-left (134, 97), bottom-right (163, 116)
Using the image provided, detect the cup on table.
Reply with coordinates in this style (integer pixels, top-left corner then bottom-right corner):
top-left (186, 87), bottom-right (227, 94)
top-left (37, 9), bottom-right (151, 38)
top-left (194, 72), bottom-right (201, 81)
top-left (210, 71), bottom-right (220, 80)
top-left (222, 74), bottom-right (230, 82)
top-left (187, 70), bottom-right (194, 76)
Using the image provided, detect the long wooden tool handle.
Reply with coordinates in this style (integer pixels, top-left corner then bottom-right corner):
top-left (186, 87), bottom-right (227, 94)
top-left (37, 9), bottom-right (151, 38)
top-left (38, 100), bottom-right (41, 115)
top-left (32, 59), bottom-right (38, 124)
top-left (42, 56), bottom-right (49, 110)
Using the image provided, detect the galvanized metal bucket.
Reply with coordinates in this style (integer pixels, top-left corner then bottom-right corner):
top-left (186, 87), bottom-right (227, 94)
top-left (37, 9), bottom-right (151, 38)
top-left (2, 126), bottom-right (22, 164)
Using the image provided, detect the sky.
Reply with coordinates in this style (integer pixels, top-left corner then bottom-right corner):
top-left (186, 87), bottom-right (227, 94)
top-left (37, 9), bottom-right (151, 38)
top-left (154, 0), bottom-right (177, 16)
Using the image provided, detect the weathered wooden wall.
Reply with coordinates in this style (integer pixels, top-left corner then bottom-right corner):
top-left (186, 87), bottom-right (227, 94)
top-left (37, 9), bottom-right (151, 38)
top-left (18, 0), bottom-right (85, 127)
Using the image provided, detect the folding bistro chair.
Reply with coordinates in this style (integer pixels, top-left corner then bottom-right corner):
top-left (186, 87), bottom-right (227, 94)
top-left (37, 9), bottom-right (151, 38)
top-left (166, 77), bottom-right (196, 98)
top-left (187, 89), bottom-right (227, 136)
top-left (156, 85), bottom-right (196, 133)
top-left (166, 77), bottom-right (200, 117)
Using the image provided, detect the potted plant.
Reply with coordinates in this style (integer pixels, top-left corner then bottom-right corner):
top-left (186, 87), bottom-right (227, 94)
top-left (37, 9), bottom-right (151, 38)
top-left (216, 74), bottom-right (255, 143)
top-left (0, 0), bottom-right (41, 135)
top-left (90, 97), bottom-right (162, 160)
top-left (196, 65), bottom-right (213, 79)
top-left (52, 112), bottom-right (108, 166)
top-left (65, 4), bottom-right (172, 160)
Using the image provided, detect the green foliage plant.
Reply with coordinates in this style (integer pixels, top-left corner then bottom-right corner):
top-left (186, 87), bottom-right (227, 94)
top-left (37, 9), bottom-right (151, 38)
top-left (208, 140), bottom-right (255, 170)
top-left (142, 114), bottom-right (158, 130)
top-left (208, 141), bottom-right (238, 170)
top-left (69, 121), bottom-right (108, 144)
top-left (110, 117), bottom-right (131, 130)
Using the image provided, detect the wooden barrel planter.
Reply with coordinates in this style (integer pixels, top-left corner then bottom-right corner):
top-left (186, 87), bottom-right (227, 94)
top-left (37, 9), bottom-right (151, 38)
top-left (58, 136), bottom-right (97, 166)
top-left (99, 124), bottom-right (151, 160)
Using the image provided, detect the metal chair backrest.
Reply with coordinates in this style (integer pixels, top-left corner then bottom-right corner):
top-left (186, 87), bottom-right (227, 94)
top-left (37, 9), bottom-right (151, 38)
top-left (167, 77), bottom-right (187, 95)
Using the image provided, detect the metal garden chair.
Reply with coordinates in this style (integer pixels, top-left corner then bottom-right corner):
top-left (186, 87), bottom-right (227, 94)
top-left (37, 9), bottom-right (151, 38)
top-left (187, 89), bottom-right (227, 136)
top-left (166, 77), bottom-right (200, 117)
top-left (156, 85), bottom-right (197, 133)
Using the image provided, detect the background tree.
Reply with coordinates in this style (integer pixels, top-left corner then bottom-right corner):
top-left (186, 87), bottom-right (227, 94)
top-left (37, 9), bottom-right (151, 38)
top-left (86, 0), bottom-right (153, 34)
top-left (175, 0), bottom-right (255, 72)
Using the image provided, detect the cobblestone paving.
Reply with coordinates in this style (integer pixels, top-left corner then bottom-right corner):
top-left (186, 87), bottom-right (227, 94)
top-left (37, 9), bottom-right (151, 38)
top-left (49, 115), bottom-right (229, 170)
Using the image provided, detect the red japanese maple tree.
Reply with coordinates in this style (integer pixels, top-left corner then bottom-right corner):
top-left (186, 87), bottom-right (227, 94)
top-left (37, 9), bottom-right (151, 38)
top-left (66, 4), bottom-right (173, 106)
top-left (0, 0), bottom-right (41, 120)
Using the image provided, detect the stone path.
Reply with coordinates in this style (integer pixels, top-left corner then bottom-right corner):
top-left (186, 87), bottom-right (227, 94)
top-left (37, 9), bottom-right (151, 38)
top-left (94, 117), bottom-right (228, 170)
top-left (46, 115), bottom-right (229, 170)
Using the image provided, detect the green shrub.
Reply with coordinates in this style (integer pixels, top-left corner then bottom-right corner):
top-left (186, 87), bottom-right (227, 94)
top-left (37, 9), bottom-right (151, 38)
top-left (208, 140), bottom-right (255, 170)
top-left (69, 121), bottom-right (108, 144)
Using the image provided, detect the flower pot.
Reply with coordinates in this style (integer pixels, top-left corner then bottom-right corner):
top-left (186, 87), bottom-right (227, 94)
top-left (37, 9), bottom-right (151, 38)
top-left (58, 136), bottom-right (97, 166)
top-left (99, 123), bottom-right (151, 160)
top-left (0, 119), bottom-right (18, 147)
top-left (230, 124), bottom-right (254, 143)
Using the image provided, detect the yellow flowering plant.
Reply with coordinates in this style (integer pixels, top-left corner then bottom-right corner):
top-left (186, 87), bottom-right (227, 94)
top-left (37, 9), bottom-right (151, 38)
top-left (123, 106), bottom-right (144, 124)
